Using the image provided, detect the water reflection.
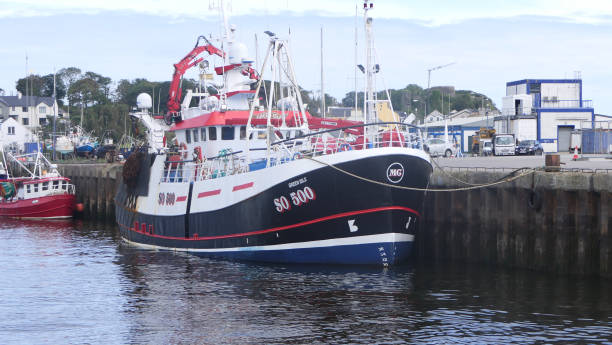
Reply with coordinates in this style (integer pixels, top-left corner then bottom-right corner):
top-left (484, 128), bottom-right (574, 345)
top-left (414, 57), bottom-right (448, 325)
top-left (0, 220), bottom-right (610, 344)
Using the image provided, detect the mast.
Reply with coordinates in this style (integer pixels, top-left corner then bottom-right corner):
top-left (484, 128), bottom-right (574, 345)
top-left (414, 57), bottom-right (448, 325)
top-left (364, 2), bottom-right (374, 124)
top-left (320, 27), bottom-right (325, 118)
top-left (52, 69), bottom-right (57, 161)
top-left (354, 4), bottom-right (358, 116)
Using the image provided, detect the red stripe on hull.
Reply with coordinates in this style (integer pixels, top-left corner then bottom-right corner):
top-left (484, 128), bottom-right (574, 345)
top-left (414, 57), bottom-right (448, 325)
top-left (198, 190), bottom-right (221, 198)
top-left (0, 194), bottom-right (76, 219)
top-left (119, 205), bottom-right (419, 241)
top-left (232, 182), bottom-right (253, 191)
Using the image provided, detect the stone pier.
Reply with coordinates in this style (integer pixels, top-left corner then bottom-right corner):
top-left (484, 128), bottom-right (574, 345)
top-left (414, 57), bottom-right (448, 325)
top-left (418, 170), bottom-right (612, 278)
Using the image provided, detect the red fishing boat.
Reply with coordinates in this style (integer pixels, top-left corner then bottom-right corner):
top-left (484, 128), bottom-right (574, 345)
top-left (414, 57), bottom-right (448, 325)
top-left (0, 150), bottom-right (76, 220)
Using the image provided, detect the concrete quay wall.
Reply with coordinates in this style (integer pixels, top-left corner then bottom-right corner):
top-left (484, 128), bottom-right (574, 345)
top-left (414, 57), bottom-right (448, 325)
top-left (58, 163), bottom-right (122, 220)
top-left (419, 170), bottom-right (612, 278)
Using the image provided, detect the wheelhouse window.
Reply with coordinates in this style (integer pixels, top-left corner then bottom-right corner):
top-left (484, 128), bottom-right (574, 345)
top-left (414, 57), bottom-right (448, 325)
top-left (208, 127), bottom-right (217, 141)
top-left (221, 126), bottom-right (234, 140)
top-left (200, 128), bottom-right (207, 141)
top-left (42, 182), bottom-right (49, 191)
top-left (193, 129), bottom-right (199, 142)
top-left (185, 129), bottom-right (191, 144)
top-left (26, 185), bottom-right (31, 193)
top-left (240, 126), bottom-right (246, 140)
top-left (62, 181), bottom-right (67, 190)
top-left (34, 184), bottom-right (39, 193)
top-left (53, 181), bottom-right (59, 189)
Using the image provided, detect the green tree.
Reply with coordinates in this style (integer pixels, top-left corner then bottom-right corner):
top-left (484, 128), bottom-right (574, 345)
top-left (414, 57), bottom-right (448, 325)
top-left (15, 74), bottom-right (66, 105)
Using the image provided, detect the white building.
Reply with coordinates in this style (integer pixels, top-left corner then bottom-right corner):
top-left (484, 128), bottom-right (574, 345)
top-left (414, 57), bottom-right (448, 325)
top-left (495, 78), bottom-right (594, 152)
top-left (0, 117), bottom-right (38, 152)
top-left (424, 110), bottom-right (444, 123)
top-left (0, 94), bottom-right (61, 131)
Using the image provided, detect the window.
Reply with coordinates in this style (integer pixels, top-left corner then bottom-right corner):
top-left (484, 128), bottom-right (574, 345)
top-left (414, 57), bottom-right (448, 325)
top-left (53, 181), bottom-right (59, 190)
top-left (38, 106), bottom-right (46, 114)
top-left (22, 118), bottom-right (29, 126)
top-left (200, 128), bottom-right (207, 141)
top-left (208, 127), bottom-right (217, 141)
top-left (185, 129), bottom-right (191, 144)
top-left (26, 185), bottom-right (31, 193)
top-left (42, 182), bottom-right (49, 191)
top-left (62, 181), bottom-right (67, 190)
top-left (11, 106), bottom-right (15, 111)
top-left (8, 127), bottom-right (15, 135)
top-left (39, 118), bottom-right (47, 125)
top-left (240, 126), bottom-right (246, 140)
top-left (221, 126), bottom-right (234, 140)
top-left (22, 106), bottom-right (27, 112)
top-left (193, 129), bottom-right (199, 142)
top-left (34, 184), bottom-right (39, 193)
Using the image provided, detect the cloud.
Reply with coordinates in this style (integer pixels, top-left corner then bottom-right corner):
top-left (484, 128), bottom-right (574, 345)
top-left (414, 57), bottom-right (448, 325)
top-left (2, 0), bottom-right (612, 26)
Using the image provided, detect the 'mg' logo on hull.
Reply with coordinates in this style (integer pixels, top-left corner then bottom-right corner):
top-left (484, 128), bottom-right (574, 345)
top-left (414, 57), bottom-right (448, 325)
top-left (386, 163), bottom-right (404, 183)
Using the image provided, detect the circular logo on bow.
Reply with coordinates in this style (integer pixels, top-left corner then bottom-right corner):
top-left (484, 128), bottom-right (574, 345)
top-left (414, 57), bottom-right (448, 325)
top-left (386, 162), bottom-right (404, 183)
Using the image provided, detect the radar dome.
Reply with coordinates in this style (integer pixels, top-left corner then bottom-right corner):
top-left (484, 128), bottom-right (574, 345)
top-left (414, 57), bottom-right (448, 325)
top-left (228, 41), bottom-right (249, 64)
top-left (136, 93), bottom-right (153, 109)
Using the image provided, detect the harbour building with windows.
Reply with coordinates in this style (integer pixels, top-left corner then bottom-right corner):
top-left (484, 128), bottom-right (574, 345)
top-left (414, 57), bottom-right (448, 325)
top-left (495, 78), bottom-right (595, 152)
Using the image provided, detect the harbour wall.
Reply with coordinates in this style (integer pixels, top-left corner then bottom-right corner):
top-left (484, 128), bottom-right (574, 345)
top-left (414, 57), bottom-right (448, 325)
top-left (58, 163), bottom-right (122, 220)
top-left (419, 169), bottom-right (612, 278)
top-left (58, 163), bottom-right (612, 277)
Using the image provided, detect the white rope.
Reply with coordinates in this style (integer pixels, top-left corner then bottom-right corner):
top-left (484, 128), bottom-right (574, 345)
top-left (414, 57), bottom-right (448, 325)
top-left (305, 156), bottom-right (536, 192)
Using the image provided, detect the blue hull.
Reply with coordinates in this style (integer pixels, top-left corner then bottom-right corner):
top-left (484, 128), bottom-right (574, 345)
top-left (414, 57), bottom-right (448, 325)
top-left (77, 145), bottom-right (95, 153)
top-left (189, 240), bottom-right (413, 265)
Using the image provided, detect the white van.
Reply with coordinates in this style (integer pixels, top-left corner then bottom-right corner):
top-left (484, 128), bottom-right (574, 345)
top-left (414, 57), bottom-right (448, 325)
top-left (493, 134), bottom-right (515, 156)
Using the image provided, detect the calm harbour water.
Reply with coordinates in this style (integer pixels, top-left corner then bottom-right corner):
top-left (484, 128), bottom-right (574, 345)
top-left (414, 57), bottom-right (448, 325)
top-left (0, 219), bottom-right (611, 345)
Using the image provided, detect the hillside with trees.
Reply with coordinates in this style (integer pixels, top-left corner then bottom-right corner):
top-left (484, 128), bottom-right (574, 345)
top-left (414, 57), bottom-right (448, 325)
top-left (13, 68), bottom-right (497, 142)
top-left (341, 84), bottom-right (497, 122)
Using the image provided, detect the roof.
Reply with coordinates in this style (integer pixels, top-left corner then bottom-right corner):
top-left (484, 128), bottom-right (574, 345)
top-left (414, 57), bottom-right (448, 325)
top-left (506, 79), bottom-right (582, 87)
top-left (420, 115), bottom-right (493, 129)
top-left (0, 95), bottom-right (55, 107)
top-left (0, 99), bottom-right (8, 107)
top-left (170, 110), bottom-right (313, 131)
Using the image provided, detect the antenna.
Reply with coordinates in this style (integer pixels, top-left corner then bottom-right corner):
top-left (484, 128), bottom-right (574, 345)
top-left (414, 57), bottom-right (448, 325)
top-left (320, 27), bottom-right (325, 118)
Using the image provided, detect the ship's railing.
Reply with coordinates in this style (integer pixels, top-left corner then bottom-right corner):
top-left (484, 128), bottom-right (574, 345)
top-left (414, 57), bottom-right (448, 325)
top-left (160, 122), bottom-right (425, 183)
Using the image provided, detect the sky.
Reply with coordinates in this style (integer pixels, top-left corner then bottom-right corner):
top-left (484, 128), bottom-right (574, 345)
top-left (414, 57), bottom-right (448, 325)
top-left (1, 0), bottom-right (612, 114)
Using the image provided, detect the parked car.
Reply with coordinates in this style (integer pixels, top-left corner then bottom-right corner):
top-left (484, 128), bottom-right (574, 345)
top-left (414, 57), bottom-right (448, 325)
top-left (515, 140), bottom-right (544, 155)
top-left (424, 138), bottom-right (457, 157)
top-left (482, 139), bottom-right (493, 156)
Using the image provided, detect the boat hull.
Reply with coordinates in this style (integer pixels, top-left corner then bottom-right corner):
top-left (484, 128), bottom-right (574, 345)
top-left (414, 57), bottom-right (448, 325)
top-left (116, 149), bottom-right (432, 265)
top-left (0, 194), bottom-right (76, 219)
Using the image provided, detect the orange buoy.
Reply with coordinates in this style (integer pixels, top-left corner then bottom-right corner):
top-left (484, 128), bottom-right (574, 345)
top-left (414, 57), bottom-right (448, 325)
top-left (75, 203), bottom-right (84, 212)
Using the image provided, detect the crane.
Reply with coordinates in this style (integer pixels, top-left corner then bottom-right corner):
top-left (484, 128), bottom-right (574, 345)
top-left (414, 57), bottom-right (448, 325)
top-left (166, 36), bottom-right (224, 121)
top-left (427, 62), bottom-right (455, 89)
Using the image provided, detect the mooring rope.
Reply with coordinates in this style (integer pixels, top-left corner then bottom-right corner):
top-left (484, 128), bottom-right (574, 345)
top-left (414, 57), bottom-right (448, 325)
top-left (305, 156), bottom-right (537, 192)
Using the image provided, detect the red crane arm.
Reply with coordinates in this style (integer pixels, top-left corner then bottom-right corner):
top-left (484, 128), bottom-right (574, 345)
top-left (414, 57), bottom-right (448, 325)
top-left (167, 38), bottom-right (225, 115)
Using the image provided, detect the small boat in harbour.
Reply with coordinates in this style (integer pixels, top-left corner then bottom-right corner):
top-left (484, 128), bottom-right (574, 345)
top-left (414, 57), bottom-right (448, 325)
top-left (115, 1), bottom-right (432, 266)
top-left (0, 149), bottom-right (76, 219)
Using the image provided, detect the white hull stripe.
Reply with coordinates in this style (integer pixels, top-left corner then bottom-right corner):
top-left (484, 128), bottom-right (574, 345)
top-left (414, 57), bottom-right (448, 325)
top-left (123, 233), bottom-right (415, 253)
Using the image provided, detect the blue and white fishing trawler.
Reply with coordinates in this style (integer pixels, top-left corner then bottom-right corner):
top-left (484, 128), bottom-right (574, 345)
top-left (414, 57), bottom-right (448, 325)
top-left (115, 1), bottom-right (432, 266)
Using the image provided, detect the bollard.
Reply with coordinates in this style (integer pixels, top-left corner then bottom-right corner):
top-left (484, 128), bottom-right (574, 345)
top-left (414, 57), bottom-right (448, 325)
top-left (545, 154), bottom-right (560, 172)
